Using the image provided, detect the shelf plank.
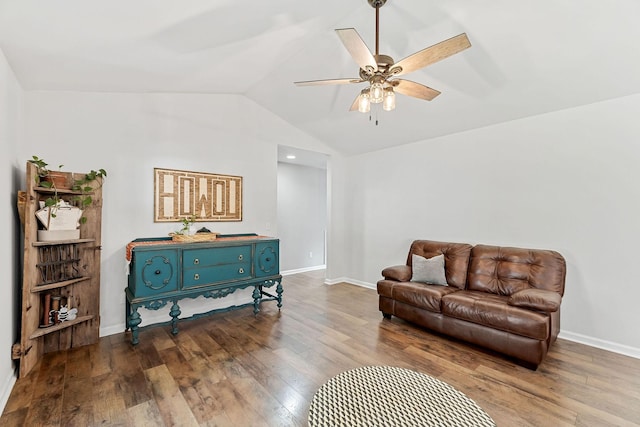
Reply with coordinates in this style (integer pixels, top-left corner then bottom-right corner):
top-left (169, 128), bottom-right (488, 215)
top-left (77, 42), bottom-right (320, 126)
top-left (29, 315), bottom-right (94, 339)
top-left (32, 238), bottom-right (95, 247)
top-left (35, 186), bottom-right (85, 195)
top-left (31, 276), bottom-right (91, 293)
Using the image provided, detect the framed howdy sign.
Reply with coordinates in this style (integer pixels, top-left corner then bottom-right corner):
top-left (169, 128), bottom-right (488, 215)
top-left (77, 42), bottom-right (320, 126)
top-left (154, 168), bottom-right (242, 222)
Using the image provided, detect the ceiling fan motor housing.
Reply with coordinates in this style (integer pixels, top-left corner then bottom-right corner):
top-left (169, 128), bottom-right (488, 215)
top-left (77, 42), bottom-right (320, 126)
top-left (359, 54), bottom-right (399, 80)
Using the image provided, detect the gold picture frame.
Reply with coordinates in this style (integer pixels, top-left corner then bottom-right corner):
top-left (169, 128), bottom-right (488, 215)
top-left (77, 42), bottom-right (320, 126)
top-left (154, 168), bottom-right (242, 222)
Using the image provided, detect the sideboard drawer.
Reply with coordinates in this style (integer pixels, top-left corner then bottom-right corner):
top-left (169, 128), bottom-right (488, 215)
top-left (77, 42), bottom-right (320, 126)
top-left (183, 245), bottom-right (252, 267)
top-left (131, 249), bottom-right (179, 297)
top-left (182, 263), bottom-right (252, 288)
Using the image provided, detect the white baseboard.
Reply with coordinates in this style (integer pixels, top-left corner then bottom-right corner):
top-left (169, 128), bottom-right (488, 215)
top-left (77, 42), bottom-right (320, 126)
top-left (559, 330), bottom-right (640, 360)
top-left (101, 324), bottom-right (127, 337)
top-left (324, 276), bottom-right (346, 285)
top-left (281, 265), bottom-right (326, 276)
top-left (324, 277), bottom-right (376, 290)
top-left (0, 369), bottom-right (17, 414)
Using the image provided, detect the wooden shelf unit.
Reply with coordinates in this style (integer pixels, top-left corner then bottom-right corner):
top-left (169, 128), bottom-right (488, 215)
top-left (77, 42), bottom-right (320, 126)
top-left (16, 162), bottom-right (103, 378)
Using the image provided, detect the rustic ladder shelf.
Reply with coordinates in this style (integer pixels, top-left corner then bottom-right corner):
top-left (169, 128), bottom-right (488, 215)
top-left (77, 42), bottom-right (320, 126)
top-left (16, 162), bottom-right (103, 378)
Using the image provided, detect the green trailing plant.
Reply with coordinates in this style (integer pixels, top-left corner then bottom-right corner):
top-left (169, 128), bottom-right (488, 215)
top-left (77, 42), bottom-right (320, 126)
top-left (28, 156), bottom-right (64, 216)
top-left (71, 169), bottom-right (107, 224)
top-left (28, 155), bottom-right (64, 187)
top-left (28, 156), bottom-right (107, 224)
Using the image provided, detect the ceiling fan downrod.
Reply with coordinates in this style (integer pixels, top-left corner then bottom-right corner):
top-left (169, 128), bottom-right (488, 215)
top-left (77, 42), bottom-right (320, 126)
top-left (368, 0), bottom-right (387, 57)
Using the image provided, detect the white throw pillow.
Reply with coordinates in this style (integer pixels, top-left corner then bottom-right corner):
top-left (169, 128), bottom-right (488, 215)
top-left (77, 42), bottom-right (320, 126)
top-left (411, 254), bottom-right (448, 286)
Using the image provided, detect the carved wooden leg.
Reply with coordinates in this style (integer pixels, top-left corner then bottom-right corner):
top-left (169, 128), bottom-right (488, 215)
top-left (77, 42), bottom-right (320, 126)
top-left (276, 280), bottom-right (283, 309)
top-left (252, 285), bottom-right (262, 315)
top-left (125, 298), bottom-right (131, 331)
top-left (170, 301), bottom-right (181, 335)
top-left (128, 307), bottom-right (142, 345)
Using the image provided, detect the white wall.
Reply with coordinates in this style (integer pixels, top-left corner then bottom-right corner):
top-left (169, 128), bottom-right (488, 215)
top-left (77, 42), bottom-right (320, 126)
top-left (277, 162), bottom-right (327, 271)
top-left (0, 48), bottom-right (22, 410)
top-left (343, 94), bottom-right (640, 355)
top-left (325, 155), bottom-right (350, 282)
top-left (17, 91), bottom-right (336, 334)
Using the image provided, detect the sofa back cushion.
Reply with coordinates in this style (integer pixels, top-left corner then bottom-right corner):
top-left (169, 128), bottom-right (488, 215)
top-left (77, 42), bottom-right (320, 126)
top-left (407, 240), bottom-right (472, 289)
top-left (467, 244), bottom-right (566, 296)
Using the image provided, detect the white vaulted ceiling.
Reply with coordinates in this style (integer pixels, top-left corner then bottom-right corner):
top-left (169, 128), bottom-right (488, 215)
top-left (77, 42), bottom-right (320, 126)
top-left (1, 0), bottom-right (639, 155)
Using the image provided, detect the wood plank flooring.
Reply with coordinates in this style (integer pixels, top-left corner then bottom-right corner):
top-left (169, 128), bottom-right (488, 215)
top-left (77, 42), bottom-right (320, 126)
top-left (2, 270), bottom-right (640, 426)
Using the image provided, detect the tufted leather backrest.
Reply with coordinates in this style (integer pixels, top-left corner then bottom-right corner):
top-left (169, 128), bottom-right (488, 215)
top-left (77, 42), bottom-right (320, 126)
top-left (468, 244), bottom-right (566, 296)
top-left (407, 240), bottom-right (473, 289)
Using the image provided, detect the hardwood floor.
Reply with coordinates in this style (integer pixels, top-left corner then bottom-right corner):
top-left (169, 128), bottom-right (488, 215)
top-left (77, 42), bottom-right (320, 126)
top-left (2, 270), bottom-right (640, 426)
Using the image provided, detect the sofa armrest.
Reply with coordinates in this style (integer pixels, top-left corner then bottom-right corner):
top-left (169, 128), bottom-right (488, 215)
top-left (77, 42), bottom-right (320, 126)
top-left (381, 265), bottom-right (412, 282)
top-left (508, 288), bottom-right (562, 312)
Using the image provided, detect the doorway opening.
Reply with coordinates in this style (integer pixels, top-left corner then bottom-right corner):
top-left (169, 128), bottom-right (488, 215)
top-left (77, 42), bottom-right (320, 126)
top-left (277, 145), bottom-right (329, 274)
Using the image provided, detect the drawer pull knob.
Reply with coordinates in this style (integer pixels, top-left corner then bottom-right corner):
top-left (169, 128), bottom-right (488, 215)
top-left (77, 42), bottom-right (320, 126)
top-left (238, 254), bottom-right (244, 261)
top-left (194, 274), bottom-right (200, 280)
top-left (194, 259), bottom-right (199, 265)
top-left (155, 270), bottom-right (161, 275)
top-left (238, 268), bottom-right (245, 274)
top-left (265, 258), bottom-right (271, 262)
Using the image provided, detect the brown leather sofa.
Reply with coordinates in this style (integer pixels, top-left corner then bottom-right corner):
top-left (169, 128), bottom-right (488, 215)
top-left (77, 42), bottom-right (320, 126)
top-left (377, 239), bottom-right (566, 368)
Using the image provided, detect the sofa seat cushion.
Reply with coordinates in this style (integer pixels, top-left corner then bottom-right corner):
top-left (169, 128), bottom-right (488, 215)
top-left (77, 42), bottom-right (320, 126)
top-left (442, 291), bottom-right (549, 340)
top-left (378, 280), bottom-right (459, 313)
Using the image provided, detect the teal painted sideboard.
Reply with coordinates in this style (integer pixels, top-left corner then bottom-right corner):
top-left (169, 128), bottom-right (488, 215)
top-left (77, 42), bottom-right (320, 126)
top-left (125, 234), bottom-right (282, 344)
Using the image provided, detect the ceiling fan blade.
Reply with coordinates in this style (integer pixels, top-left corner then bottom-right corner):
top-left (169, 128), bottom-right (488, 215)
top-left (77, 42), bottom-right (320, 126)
top-left (392, 79), bottom-right (441, 101)
top-left (335, 28), bottom-right (378, 73)
top-left (294, 78), bottom-right (363, 86)
top-left (392, 33), bottom-right (471, 76)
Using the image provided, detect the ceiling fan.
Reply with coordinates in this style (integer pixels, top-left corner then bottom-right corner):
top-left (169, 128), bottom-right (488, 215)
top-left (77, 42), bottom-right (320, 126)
top-left (294, 0), bottom-right (471, 113)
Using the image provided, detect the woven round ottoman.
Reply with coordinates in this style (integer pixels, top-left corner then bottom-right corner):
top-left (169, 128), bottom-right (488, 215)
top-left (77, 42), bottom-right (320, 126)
top-left (308, 365), bottom-right (496, 426)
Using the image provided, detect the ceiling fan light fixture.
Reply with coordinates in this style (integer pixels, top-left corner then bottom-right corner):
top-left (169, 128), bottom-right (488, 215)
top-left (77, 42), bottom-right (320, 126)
top-left (358, 89), bottom-right (371, 113)
top-left (383, 87), bottom-right (396, 111)
top-left (370, 82), bottom-right (384, 103)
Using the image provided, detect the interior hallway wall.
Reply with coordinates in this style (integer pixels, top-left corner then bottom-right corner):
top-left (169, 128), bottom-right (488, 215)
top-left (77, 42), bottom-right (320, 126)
top-left (277, 162), bottom-right (327, 272)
